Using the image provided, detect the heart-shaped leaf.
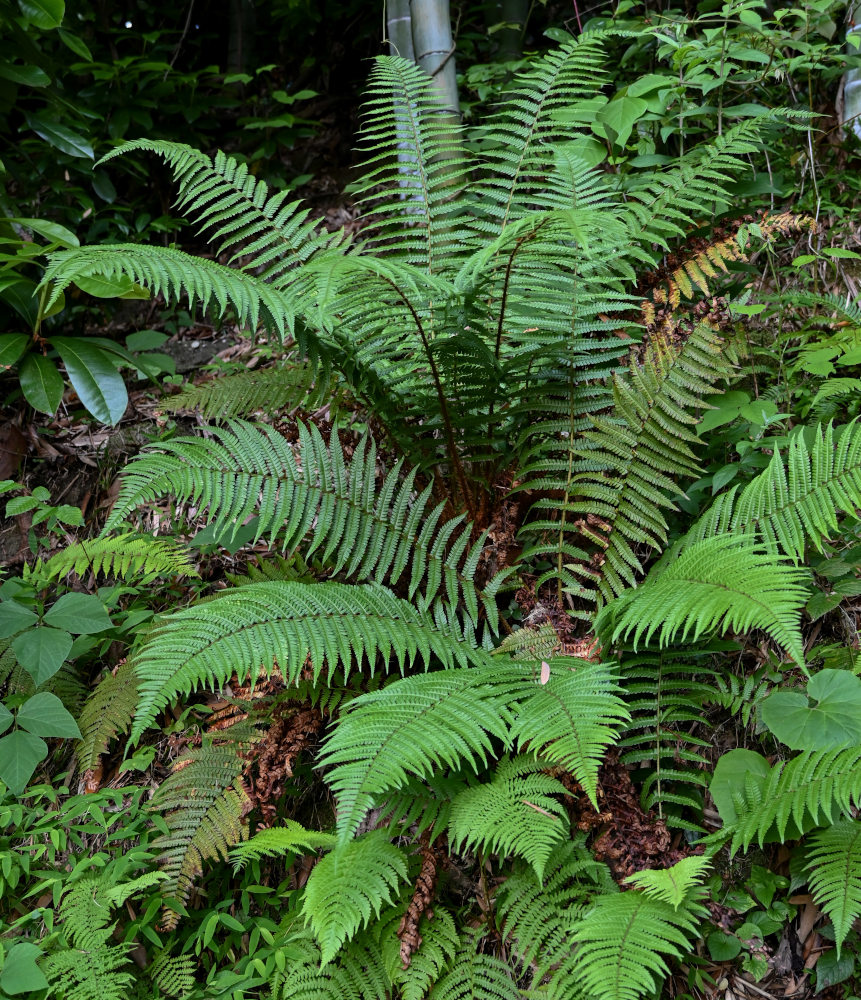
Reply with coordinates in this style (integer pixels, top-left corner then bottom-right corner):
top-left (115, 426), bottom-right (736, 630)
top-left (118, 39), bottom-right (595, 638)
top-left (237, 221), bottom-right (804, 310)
top-left (761, 669), bottom-right (861, 750)
top-left (0, 730), bottom-right (48, 794)
top-left (50, 337), bottom-right (127, 424)
top-left (19, 353), bottom-right (64, 414)
top-left (0, 600), bottom-right (38, 639)
top-left (17, 692), bottom-right (81, 738)
top-left (0, 702), bottom-right (13, 736)
top-left (11, 626), bottom-right (72, 686)
top-left (0, 941), bottom-right (49, 995)
top-left (44, 592), bottom-right (112, 634)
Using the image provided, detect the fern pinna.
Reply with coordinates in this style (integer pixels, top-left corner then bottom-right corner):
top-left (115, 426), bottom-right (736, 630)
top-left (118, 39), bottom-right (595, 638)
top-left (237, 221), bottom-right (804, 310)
top-left (49, 29), bottom-right (861, 1000)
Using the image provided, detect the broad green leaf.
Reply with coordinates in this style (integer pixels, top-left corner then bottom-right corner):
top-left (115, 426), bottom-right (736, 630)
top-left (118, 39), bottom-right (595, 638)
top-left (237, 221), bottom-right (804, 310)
top-left (74, 272), bottom-right (148, 299)
top-left (17, 692), bottom-right (81, 738)
top-left (50, 337), bottom-right (128, 424)
top-left (58, 27), bottom-right (92, 60)
top-left (0, 731), bottom-right (48, 795)
top-left (24, 113), bottom-right (93, 159)
top-left (0, 333), bottom-right (30, 367)
top-left (0, 600), bottom-right (37, 639)
top-left (11, 626), bottom-right (72, 686)
top-left (593, 94), bottom-right (647, 147)
top-left (761, 670), bottom-right (861, 751)
top-left (696, 390), bottom-right (750, 433)
top-left (44, 592), bottom-right (112, 634)
top-left (709, 749), bottom-right (770, 826)
top-left (0, 276), bottom-right (39, 327)
top-left (18, 0), bottom-right (64, 28)
top-left (19, 353), bottom-right (64, 414)
top-left (0, 63), bottom-right (50, 87)
top-left (0, 942), bottom-right (49, 995)
top-left (0, 702), bottom-right (13, 736)
top-left (7, 217), bottom-right (79, 248)
top-left (707, 931), bottom-right (741, 962)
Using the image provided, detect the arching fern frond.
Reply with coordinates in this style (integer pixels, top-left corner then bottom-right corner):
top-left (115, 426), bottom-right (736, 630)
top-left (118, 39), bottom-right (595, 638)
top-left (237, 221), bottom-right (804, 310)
top-left (596, 536), bottom-right (808, 668)
top-left (321, 664), bottom-right (519, 844)
top-left (624, 856), bottom-right (711, 910)
top-left (302, 831), bottom-right (409, 964)
top-left (104, 421), bottom-right (495, 628)
top-left (100, 140), bottom-right (334, 281)
top-left (148, 951), bottom-right (196, 999)
top-left (75, 658), bottom-right (138, 775)
top-left (34, 532), bottom-right (196, 583)
top-left (43, 244), bottom-right (296, 339)
top-left (129, 580), bottom-right (481, 741)
top-left (572, 889), bottom-right (703, 1000)
top-left (229, 821), bottom-right (337, 871)
top-left (428, 932), bottom-right (520, 1000)
top-left (162, 362), bottom-right (338, 421)
top-left (272, 932), bottom-right (391, 1000)
top-left (447, 755), bottom-right (569, 881)
top-left (718, 747), bottom-right (861, 854)
top-left (684, 420), bottom-right (861, 562)
top-left (805, 819), bottom-right (861, 954)
top-left (508, 657), bottom-right (629, 808)
top-left (148, 730), bottom-right (258, 929)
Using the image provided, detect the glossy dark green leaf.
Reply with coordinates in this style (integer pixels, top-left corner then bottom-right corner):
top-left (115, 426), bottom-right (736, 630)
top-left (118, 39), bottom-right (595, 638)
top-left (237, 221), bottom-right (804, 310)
top-left (44, 592), bottom-right (112, 634)
top-left (0, 333), bottom-right (30, 368)
top-left (58, 27), bottom-right (92, 60)
top-left (0, 730), bottom-right (48, 795)
top-left (0, 63), bottom-right (50, 87)
top-left (11, 626), bottom-right (73, 686)
top-left (0, 276), bottom-right (39, 327)
top-left (7, 217), bottom-right (79, 248)
top-left (49, 337), bottom-right (127, 424)
top-left (74, 272), bottom-right (148, 299)
top-left (24, 113), bottom-right (93, 159)
top-left (761, 670), bottom-right (861, 751)
top-left (19, 353), bottom-right (64, 414)
top-left (18, 0), bottom-right (64, 28)
top-left (17, 692), bottom-right (81, 738)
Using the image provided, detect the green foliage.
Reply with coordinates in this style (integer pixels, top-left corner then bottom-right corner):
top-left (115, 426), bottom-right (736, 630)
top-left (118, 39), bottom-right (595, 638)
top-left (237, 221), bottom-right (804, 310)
top-left (75, 657), bottom-right (138, 774)
top-left (33, 531), bottom-right (197, 582)
top-left (302, 831), bottom-right (408, 963)
top-left (624, 856), bottom-right (711, 910)
top-left (806, 820), bottom-right (861, 955)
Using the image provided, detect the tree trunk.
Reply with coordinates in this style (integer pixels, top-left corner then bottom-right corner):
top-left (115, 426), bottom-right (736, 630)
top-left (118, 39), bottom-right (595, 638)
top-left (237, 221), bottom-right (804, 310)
top-left (410, 0), bottom-right (460, 118)
top-left (488, 0), bottom-right (529, 60)
top-left (842, 1), bottom-right (861, 139)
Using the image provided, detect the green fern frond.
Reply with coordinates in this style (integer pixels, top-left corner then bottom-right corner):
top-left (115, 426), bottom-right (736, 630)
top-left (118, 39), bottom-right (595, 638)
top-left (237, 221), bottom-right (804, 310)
top-left (44, 944), bottom-right (134, 1000)
top-left (43, 244), bottom-right (296, 338)
top-left (509, 657), bottom-right (629, 807)
top-left (805, 819), bottom-right (861, 954)
top-left (596, 536), bottom-right (808, 668)
top-left (129, 580), bottom-right (483, 741)
top-left (378, 905), bottom-right (460, 1000)
top-left (719, 747), bottom-right (861, 853)
top-left (428, 932), bottom-right (520, 1000)
top-left (104, 421), bottom-right (495, 628)
top-left (321, 664), bottom-right (519, 844)
top-left (149, 951), bottom-right (196, 998)
top-left (302, 831), bottom-right (408, 964)
top-left (448, 755), bottom-right (569, 881)
top-left (272, 932), bottom-right (391, 1000)
top-left (685, 420), bottom-right (861, 562)
top-left (492, 625), bottom-right (559, 661)
top-left (572, 889), bottom-right (702, 1000)
top-left (148, 731), bottom-right (258, 928)
top-left (496, 839), bottom-right (614, 997)
top-left (163, 362), bottom-right (338, 421)
top-left (35, 532), bottom-right (196, 582)
top-left (521, 322), bottom-right (734, 604)
top-left (75, 658), bottom-right (138, 774)
top-left (624, 856), bottom-right (710, 909)
top-left (229, 821), bottom-right (337, 870)
top-left (100, 139), bottom-right (334, 280)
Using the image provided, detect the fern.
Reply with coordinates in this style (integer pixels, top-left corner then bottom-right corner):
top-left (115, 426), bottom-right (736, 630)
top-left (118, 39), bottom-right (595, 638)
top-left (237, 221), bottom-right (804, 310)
top-left (128, 580), bottom-right (484, 740)
top-left (302, 831), bottom-right (408, 963)
top-left (624, 856), bottom-right (711, 909)
top-left (148, 951), bottom-right (196, 998)
top-left (571, 888), bottom-right (703, 1000)
top-left (508, 657), bottom-right (629, 807)
top-left (428, 933), bottom-right (521, 1000)
top-left (32, 532), bottom-right (196, 582)
top-left (684, 420), bottom-right (861, 561)
top-left (162, 361), bottom-right (338, 421)
top-left (272, 931), bottom-right (392, 1000)
top-left (717, 747), bottom-right (861, 853)
top-left (103, 420), bottom-right (498, 628)
top-left (805, 819), bottom-right (861, 954)
top-left (447, 755), bottom-right (569, 881)
top-left (229, 820), bottom-right (337, 870)
top-left (75, 658), bottom-right (139, 774)
top-left (148, 731), bottom-right (257, 928)
top-left (380, 906), bottom-right (460, 1000)
top-left (596, 536), bottom-right (808, 667)
top-left (320, 664), bottom-right (519, 844)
